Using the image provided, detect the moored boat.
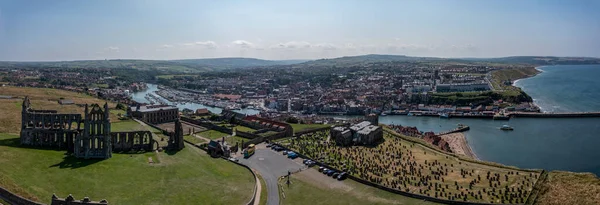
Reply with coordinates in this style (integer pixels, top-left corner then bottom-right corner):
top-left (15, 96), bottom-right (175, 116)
top-left (500, 125), bottom-right (514, 131)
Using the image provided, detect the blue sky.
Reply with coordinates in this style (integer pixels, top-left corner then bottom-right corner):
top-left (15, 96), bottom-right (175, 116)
top-left (0, 0), bottom-right (599, 61)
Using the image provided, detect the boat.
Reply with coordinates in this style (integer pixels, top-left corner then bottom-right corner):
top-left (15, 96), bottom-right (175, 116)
top-left (500, 125), bottom-right (514, 131)
top-left (439, 113), bottom-right (450, 119)
top-left (407, 112), bottom-right (414, 116)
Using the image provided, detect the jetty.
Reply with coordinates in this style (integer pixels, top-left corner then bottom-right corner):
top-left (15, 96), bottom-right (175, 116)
top-left (508, 112), bottom-right (600, 118)
top-left (436, 125), bottom-right (470, 136)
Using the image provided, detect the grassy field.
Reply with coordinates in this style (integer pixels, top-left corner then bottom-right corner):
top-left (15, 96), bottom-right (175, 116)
top-left (198, 129), bottom-right (230, 140)
top-left (111, 120), bottom-right (149, 132)
top-left (225, 136), bottom-right (247, 146)
top-left (282, 130), bottom-right (541, 204)
top-left (0, 133), bottom-right (254, 205)
top-left (259, 131), bottom-right (279, 137)
top-left (156, 74), bottom-right (199, 79)
top-left (490, 67), bottom-right (540, 90)
top-left (280, 174), bottom-right (440, 205)
top-left (257, 173), bottom-right (267, 205)
top-left (184, 134), bottom-right (207, 145)
top-left (289, 123), bottom-right (331, 134)
top-left (535, 171), bottom-right (600, 205)
top-left (0, 86), bottom-right (121, 134)
top-left (234, 125), bottom-right (256, 133)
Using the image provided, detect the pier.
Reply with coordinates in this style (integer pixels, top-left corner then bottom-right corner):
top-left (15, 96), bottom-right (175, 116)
top-left (508, 112), bottom-right (600, 118)
top-left (436, 125), bottom-right (470, 136)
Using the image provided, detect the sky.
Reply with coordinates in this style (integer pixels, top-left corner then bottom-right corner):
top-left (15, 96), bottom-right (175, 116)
top-left (0, 0), bottom-right (599, 61)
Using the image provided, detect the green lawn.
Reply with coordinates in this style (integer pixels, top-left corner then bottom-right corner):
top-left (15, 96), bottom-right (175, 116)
top-left (198, 129), bottom-right (230, 140)
top-left (259, 131), bottom-right (279, 137)
top-left (110, 120), bottom-right (147, 132)
top-left (0, 133), bottom-right (254, 205)
top-left (280, 174), bottom-right (440, 205)
top-left (156, 74), bottom-right (198, 79)
top-left (257, 173), bottom-right (267, 205)
top-left (289, 123), bottom-right (331, 134)
top-left (234, 125), bottom-right (256, 133)
top-left (225, 136), bottom-right (247, 146)
top-left (184, 135), bottom-right (206, 145)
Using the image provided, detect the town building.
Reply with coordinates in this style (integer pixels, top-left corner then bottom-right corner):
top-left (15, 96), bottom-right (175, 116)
top-left (128, 104), bottom-right (179, 124)
top-left (332, 121), bottom-right (383, 146)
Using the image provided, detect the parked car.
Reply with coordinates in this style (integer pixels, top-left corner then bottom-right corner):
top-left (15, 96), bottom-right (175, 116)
top-left (332, 172), bottom-right (339, 178)
top-left (287, 152), bottom-right (298, 159)
top-left (337, 172), bottom-right (347, 180)
top-left (228, 157), bottom-right (239, 162)
top-left (322, 168), bottom-right (329, 174)
top-left (266, 143), bottom-right (272, 148)
top-left (319, 166), bottom-right (324, 172)
top-left (303, 159), bottom-right (310, 164)
top-left (282, 151), bottom-right (288, 155)
top-left (326, 170), bottom-right (335, 176)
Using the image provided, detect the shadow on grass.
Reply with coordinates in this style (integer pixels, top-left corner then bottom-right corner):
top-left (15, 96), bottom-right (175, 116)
top-left (164, 149), bottom-right (181, 155)
top-left (49, 155), bottom-right (104, 169)
top-left (0, 137), bottom-right (67, 151)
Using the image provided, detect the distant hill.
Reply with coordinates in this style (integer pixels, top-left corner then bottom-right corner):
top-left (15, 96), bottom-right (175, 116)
top-left (170, 58), bottom-right (308, 69)
top-left (1, 55), bottom-right (598, 72)
top-left (297, 54), bottom-right (600, 67)
top-left (458, 56), bottom-right (600, 65)
top-left (0, 58), bottom-right (310, 72)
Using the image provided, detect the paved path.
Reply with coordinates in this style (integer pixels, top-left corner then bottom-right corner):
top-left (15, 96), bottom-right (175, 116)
top-left (238, 144), bottom-right (304, 205)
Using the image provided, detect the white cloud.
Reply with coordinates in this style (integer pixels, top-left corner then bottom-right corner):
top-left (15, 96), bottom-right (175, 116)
top-left (270, 41), bottom-right (312, 49)
top-left (194, 41), bottom-right (218, 49)
top-left (161, 44), bottom-right (174, 48)
top-left (313, 43), bottom-right (337, 50)
top-left (106, 46), bottom-right (120, 51)
top-left (231, 40), bottom-right (255, 48)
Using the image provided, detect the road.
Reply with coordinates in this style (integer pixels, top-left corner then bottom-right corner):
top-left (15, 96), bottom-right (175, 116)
top-left (238, 144), bottom-right (304, 205)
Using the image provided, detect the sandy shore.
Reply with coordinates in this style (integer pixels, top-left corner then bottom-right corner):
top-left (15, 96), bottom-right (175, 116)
top-left (440, 132), bottom-right (478, 160)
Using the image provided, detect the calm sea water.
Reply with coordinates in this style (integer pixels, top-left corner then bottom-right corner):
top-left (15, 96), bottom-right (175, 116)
top-left (515, 65), bottom-right (600, 112)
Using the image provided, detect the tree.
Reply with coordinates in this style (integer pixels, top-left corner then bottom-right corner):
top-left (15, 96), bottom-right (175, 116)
top-left (115, 103), bottom-right (126, 110)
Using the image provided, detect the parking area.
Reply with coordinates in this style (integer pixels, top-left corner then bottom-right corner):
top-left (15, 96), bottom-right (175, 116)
top-left (238, 144), bottom-right (305, 205)
top-left (236, 143), bottom-right (351, 205)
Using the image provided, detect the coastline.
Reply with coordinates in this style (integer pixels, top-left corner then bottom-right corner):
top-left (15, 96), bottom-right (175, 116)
top-left (439, 132), bottom-right (479, 160)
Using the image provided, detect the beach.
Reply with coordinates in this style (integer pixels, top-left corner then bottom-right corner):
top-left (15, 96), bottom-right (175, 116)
top-left (440, 132), bottom-right (478, 160)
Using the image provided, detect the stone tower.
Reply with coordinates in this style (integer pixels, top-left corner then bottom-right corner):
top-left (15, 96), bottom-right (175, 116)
top-left (75, 103), bottom-right (112, 159)
top-left (168, 119), bottom-right (184, 151)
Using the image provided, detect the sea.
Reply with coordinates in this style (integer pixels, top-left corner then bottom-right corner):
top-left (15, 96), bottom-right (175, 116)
top-left (132, 65), bottom-right (600, 176)
top-left (380, 65), bottom-right (600, 175)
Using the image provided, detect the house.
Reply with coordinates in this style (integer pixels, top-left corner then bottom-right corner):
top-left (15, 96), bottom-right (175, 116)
top-left (195, 108), bottom-right (211, 116)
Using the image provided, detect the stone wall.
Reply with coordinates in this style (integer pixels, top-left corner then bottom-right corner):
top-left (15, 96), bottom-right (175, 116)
top-left (50, 194), bottom-right (107, 205)
top-left (180, 117), bottom-right (233, 135)
top-left (110, 131), bottom-right (154, 152)
top-left (0, 186), bottom-right (44, 205)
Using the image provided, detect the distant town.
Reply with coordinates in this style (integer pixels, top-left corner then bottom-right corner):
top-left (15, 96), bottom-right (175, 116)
top-left (0, 56), bottom-right (555, 121)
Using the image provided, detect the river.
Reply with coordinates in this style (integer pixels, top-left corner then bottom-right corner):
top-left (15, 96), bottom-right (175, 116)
top-left (130, 84), bottom-right (259, 115)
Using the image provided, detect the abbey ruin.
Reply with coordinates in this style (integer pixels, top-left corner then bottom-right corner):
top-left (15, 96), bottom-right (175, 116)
top-left (19, 97), bottom-right (183, 159)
